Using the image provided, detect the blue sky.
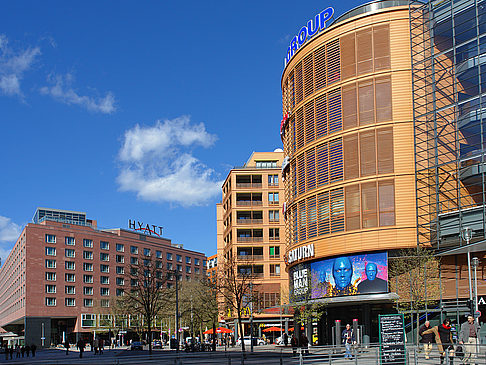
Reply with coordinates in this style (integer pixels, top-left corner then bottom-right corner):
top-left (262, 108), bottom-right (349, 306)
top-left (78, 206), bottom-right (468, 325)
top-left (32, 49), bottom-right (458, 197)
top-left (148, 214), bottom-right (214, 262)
top-left (0, 0), bottom-right (359, 260)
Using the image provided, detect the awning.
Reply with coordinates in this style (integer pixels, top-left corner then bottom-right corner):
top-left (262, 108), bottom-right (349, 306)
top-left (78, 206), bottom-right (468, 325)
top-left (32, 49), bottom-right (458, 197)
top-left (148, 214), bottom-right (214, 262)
top-left (436, 239), bottom-right (486, 256)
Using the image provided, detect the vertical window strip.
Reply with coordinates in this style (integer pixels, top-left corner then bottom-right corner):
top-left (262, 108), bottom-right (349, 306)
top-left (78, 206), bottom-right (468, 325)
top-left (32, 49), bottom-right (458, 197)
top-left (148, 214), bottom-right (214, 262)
top-left (289, 72), bottom-right (295, 109)
top-left (328, 89), bottom-right (342, 134)
top-left (316, 143), bottom-right (329, 187)
top-left (303, 53), bottom-right (314, 98)
top-left (304, 100), bottom-right (315, 144)
top-left (291, 160), bottom-right (297, 199)
top-left (330, 188), bottom-right (345, 232)
top-left (307, 196), bottom-right (318, 238)
top-left (315, 94), bottom-right (328, 139)
top-left (317, 192), bottom-right (330, 235)
top-left (314, 45), bottom-right (327, 91)
top-left (293, 205), bottom-right (298, 244)
top-left (297, 154), bottom-right (306, 196)
top-left (306, 148), bottom-right (316, 191)
top-left (296, 108), bottom-right (305, 150)
top-left (329, 138), bottom-right (344, 182)
top-left (326, 40), bottom-right (341, 84)
top-left (295, 62), bottom-right (303, 104)
top-left (298, 200), bottom-right (307, 242)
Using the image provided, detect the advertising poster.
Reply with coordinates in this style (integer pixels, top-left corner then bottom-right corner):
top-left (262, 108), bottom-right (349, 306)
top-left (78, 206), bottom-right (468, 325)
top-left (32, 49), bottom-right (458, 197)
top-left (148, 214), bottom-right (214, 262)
top-left (290, 252), bottom-right (388, 301)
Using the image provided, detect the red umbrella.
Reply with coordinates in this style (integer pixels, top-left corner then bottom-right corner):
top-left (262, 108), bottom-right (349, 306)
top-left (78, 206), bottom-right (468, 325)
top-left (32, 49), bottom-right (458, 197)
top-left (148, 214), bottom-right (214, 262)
top-left (288, 326), bottom-right (305, 331)
top-left (203, 327), bottom-right (233, 335)
top-left (262, 326), bottom-right (283, 332)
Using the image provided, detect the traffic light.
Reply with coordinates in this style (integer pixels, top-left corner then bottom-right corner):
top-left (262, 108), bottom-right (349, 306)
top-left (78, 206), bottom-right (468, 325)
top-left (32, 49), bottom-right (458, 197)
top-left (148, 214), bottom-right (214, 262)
top-left (467, 299), bottom-right (474, 314)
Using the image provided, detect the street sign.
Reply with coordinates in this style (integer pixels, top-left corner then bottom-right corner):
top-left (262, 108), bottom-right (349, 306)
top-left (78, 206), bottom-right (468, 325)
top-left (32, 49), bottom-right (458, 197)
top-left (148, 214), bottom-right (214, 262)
top-left (475, 310), bottom-right (481, 318)
top-left (119, 330), bottom-right (127, 334)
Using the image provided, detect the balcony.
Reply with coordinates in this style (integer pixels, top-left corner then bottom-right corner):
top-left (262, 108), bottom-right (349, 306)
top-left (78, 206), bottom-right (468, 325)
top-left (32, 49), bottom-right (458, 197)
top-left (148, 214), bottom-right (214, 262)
top-left (236, 183), bottom-right (262, 188)
top-left (237, 237), bottom-right (263, 243)
top-left (237, 218), bottom-right (263, 225)
top-left (236, 200), bottom-right (263, 206)
top-left (270, 272), bottom-right (280, 277)
top-left (237, 255), bottom-right (264, 261)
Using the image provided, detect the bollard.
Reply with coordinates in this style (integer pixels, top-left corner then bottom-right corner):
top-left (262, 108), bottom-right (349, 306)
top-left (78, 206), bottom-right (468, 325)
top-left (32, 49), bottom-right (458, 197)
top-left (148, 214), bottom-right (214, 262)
top-left (354, 346), bottom-right (358, 365)
top-left (280, 350), bottom-right (283, 365)
top-left (299, 349), bottom-right (304, 365)
top-left (329, 349), bottom-right (332, 364)
top-left (414, 347), bottom-right (418, 365)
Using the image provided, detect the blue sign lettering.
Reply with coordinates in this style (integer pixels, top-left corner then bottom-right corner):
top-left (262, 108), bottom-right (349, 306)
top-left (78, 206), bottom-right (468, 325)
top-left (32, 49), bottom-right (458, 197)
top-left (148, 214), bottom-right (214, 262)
top-left (284, 7), bottom-right (334, 68)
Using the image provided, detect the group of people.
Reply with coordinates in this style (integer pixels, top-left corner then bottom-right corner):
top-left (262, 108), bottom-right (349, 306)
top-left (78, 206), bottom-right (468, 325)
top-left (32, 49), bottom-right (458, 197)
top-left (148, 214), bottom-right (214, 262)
top-left (3, 343), bottom-right (36, 360)
top-left (290, 333), bottom-right (309, 355)
top-left (420, 315), bottom-right (480, 365)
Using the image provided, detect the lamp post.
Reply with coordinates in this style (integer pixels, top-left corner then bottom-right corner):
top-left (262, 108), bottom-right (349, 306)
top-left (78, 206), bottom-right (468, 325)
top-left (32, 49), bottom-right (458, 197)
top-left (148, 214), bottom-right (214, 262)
top-left (169, 270), bottom-right (180, 352)
top-left (250, 282), bottom-right (254, 353)
top-left (461, 227), bottom-right (473, 310)
top-left (472, 257), bottom-right (480, 316)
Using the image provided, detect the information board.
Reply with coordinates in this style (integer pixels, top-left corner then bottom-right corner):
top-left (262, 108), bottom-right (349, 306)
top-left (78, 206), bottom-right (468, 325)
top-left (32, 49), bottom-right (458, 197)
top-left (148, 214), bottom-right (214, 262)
top-left (379, 314), bottom-right (406, 364)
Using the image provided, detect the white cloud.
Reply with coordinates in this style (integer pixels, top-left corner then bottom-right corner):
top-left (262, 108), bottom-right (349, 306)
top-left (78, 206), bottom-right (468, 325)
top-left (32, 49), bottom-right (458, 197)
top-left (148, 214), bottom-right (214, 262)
top-left (40, 73), bottom-right (116, 114)
top-left (0, 34), bottom-right (40, 96)
top-left (0, 216), bottom-right (21, 242)
top-left (117, 116), bottom-right (223, 206)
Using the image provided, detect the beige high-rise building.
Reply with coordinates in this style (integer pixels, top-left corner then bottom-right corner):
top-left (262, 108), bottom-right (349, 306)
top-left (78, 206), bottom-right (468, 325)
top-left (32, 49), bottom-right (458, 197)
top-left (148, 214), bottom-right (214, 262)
top-left (216, 151), bottom-right (291, 338)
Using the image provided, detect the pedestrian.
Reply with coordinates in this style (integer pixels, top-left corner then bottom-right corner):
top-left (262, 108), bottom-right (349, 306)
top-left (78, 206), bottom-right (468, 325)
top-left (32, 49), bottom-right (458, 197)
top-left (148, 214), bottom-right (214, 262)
top-left (459, 314), bottom-right (480, 365)
top-left (4, 343), bottom-right (8, 360)
top-left (99, 338), bottom-right (104, 354)
top-left (31, 344), bottom-right (36, 357)
top-left (20, 345), bottom-right (25, 357)
top-left (419, 320), bottom-right (435, 360)
top-left (342, 323), bottom-right (356, 359)
top-left (9, 345), bottom-right (13, 360)
top-left (300, 333), bottom-right (309, 355)
top-left (291, 334), bottom-right (298, 355)
top-left (283, 332), bottom-right (289, 346)
top-left (76, 339), bottom-right (85, 358)
top-left (93, 337), bottom-right (99, 355)
top-left (15, 344), bottom-right (20, 358)
top-left (423, 318), bottom-right (455, 365)
top-left (64, 340), bottom-right (70, 355)
top-left (24, 344), bottom-right (30, 357)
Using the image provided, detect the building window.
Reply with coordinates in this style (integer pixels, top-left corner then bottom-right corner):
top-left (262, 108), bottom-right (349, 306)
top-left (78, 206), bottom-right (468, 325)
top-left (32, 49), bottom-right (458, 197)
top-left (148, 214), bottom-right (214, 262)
top-left (268, 174), bottom-right (279, 186)
top-left (100, 276), bottom-right (109, 285)
top-left (268, 192), bottom-right (279, 204)
top-left (45, 297), bottom-right (56, 306)
top-left (65, 298), bottom-right (75, 307)
top-left (177, 264), bottom-right (182, 272)
top-left (83, 275), bottom-right (93, 283)
top-left (186, 266), bottom-right (191, 273)
top-left (203, 260), bottom-right (207, 267)
top-left (100, 241), bottom-right (109, 250)
top-left (100, 264), bottom-right (109, 273)
top-left (194, 258), bottom-right (200, 266)
top-left (45, 284), bottom-right (56, 293)
top-left (45, 272), bottom-right (56, 281)
top-left (116, 288), bottom-right (125, 296)
top-left (195, 267), bottom-right (200, 274)
top-left (143, 248), bottom-right (151, 256)
top-left (83, 239), bottom-right (93, 248)
top-left (269, 228), bottom-right (280, 240)
top-left (130, 257), bottom-right (138, 265)
top-left (167, 282), bottom-right (173, 289)
top-left (116, 277), bottom-right (125, 286)
top-left (83, 298), bottom-right (93, 307)
top-left (83, 251), bottom-right (93, 260)
top-left (116, 255), bottom-right (124, 263)
top-left (167, 252), bottom-right (173, 261)
top-left (45, 259), bottom-right (56, 269)
top-left (156, 250), bottom-right (162, 258)
top-left (100, 288), bottom-right (109, 296)
top-left (130, 246), bottom-right (138, 254)
top-left (116, 266), bottom-right (124, 274)
top-left (65, 249), bottom-right (75, 258)
top-left (84, 286), bottom-right (93, 295)
top-left (167, 262), bottom-right (173, 270)
top-left (45, 234), bottom-right (56, 243)
top-left (269, 210), bottom-right (279, 222)
top-left (81, 313), bottom-right (95, 326)
top-left (45, 247), bottom-right (56, 256)
top-left (101, 299), bottom-right (110, 308)
top-left (269, 246), bottom-right (280, 258)
top-left (65, 261), bottom-right (75, 270)
top-left (100, 253), bottom-right (110, 262)
top-left (255, 160), bottom-right (277, 168)
top-left (65, 237), bottom-right (75, 246)
top-left (156, 261), bottom-right (162, 269)
top-left (83, 263), bottom-right (93, 272)
top-left (65, 273), bottom-right (75, 282)
top-left (270, 264), bottom-right (280, 276)
top-left (176, 255), bottom-right (182, 262)
top-left (116, 243), bottom-right (124, 252)
top-left (185, 256), bottom-right (191, 264)
top-left (65, 285), bottom-right (75, 294)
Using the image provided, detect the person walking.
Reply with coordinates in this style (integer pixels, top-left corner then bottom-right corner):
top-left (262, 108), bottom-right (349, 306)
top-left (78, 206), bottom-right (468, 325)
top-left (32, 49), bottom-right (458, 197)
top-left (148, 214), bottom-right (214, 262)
top-left (300, 333), bottom-right (309, 355)
top-left (93, 337), bottom-right (99, 355)
top-left (342, 323), bottom-right (356, 360)
top-left (24, 345), bottom-right (30, 357)
top-left (419, 320), bottom-right (435, 360)
top-left (459, 314), bottom-right (480, 365)
top-left (423, 318), bottom-right (455, 364)
top-left (64, 340), bottom-right (70, 355)
top-left (31, 344), bottom-right (36, 357)
top-left (291, 334), bottom-right (298, 355)
top-left (76, 339), bottom-right (85, 358)
top-left (99, 338), bottom-right (104, 354)
top-left (4, 343), bottom-right (8, 360)
top-left (20, 345), bottom-right (25, 357)
top-left (283, 332), bottom-right (289, 347)
top-left (15, 344), bottom-right (20, 358)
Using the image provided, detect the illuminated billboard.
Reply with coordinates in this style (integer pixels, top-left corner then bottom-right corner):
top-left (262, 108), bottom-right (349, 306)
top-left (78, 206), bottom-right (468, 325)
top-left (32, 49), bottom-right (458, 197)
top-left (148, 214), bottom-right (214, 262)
top-left (290, 252), bottom-right (388, 301)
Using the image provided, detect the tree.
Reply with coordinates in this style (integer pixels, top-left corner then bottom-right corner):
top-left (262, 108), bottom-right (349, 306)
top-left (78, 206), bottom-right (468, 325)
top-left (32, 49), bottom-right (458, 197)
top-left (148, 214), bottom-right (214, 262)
top-left (122, 254), bottom-right (171, 354)
top-left (211, 253), bottom-right (258, 354)
top-left (389, 246), bottom-right (442, 344)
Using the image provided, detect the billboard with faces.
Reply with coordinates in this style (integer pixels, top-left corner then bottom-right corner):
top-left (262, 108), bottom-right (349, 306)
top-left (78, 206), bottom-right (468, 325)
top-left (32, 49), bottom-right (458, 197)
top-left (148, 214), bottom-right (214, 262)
top-left (290, 251), bottom-right (388, 301)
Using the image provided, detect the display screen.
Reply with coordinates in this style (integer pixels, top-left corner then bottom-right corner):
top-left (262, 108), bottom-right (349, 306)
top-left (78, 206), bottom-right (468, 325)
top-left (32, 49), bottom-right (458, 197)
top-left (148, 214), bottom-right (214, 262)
top-left (290, 251), bottom-right (388, 301)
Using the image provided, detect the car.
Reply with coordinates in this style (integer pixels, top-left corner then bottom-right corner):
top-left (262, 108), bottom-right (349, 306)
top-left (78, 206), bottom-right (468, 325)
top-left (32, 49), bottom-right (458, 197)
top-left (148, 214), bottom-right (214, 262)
top-left (152, 340), bottom-right (162, 349)
top-left (130, 341), bottom-right (143, 350)
top-left (236, 337), bottom-right (265, 346)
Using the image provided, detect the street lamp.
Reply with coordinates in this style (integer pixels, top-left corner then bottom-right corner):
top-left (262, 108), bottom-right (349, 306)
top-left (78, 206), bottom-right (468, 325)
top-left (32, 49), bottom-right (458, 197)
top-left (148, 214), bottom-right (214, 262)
top-left (168, 270), bottom-right (180, 352)
top-left (461, 227), bottom-right (473, 309)
top-left (472, 257), bottom-right (480, 316)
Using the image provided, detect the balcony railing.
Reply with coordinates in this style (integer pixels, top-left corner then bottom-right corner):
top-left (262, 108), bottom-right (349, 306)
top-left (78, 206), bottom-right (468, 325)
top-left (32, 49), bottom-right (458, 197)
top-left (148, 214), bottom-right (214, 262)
top-left (236, 237), bottom-right (264, 243)
top-left (269, 218), bottom-right (279, 223)
top-left (269, 237), bottom-right (280, 241)
top-left (236, 183), bottom-right (262, 188)
top-left (270, 272), bottom-right (280, 277)
top-left (236, 218), bottom-right (263, 224)
top-left (269, 255), bottom-right (280, 259)
top-left (236, 201), bottom-right (263, 206)
top-left (237, 255), bottom-right (264, 261)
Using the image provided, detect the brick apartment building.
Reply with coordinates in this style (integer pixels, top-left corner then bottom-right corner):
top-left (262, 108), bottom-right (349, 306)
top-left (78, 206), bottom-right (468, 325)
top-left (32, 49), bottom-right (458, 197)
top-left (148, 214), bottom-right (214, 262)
top-left (0, 208), bottom-right (207, 347)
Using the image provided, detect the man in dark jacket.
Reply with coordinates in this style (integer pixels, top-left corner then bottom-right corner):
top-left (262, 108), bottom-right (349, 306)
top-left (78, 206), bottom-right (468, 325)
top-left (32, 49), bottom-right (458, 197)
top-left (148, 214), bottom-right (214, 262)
top-left (342, 324), bottom-right (356, 359)
top-left (419, 320), bottom-right (435, 360)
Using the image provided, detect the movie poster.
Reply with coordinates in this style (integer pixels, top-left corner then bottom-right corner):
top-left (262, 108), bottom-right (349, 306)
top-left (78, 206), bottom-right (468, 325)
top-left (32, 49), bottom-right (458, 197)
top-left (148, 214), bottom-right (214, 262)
top-left (289, 252), bottom-right (388, 301)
